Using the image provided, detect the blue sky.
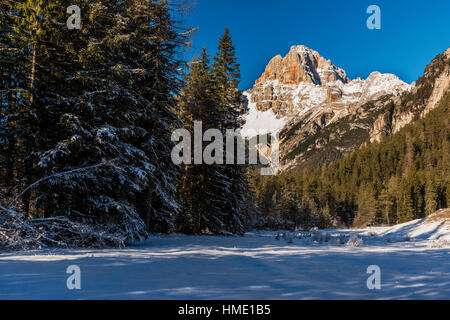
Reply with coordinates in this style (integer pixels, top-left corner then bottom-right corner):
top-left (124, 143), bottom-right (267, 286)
top-left (182, 0), bottom-right (450, 90)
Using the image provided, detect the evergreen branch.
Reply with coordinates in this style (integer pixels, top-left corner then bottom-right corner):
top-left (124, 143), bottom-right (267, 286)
top-left (7, 159), bottom-right (119, 209)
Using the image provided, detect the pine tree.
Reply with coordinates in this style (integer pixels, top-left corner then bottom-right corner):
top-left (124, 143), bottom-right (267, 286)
top-left (424, 177), bottom-right (438, 216)
top-left (354, 184), bottom-right (378, 227)
top-left (132, 0), bottom-right (191, 233)
top-left (378, 188), bottom-right (393, 225)
top-left (176, 48), bottom-right (234, 234)
top-left (1, 0), bottom-right (191, 243)
top-left (211, 27), bottom-right (249, 233)
top-left (175, 28), bottom-right (252, 235)
top-left (212, 27), bottom-right (242, 130)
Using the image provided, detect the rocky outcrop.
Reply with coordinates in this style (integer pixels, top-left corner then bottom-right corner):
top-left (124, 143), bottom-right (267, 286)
top-left (370, 47), bottom-right (450, 143)
top-left (278, 94), bottom-right (394, 171)
top-left (246, 46), bottom-right (410, 121)
top-left (255, 45), bottom-right (347, 85)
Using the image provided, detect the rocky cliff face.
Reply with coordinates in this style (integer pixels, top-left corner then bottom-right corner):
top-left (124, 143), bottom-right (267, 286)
top-left (370, 47), bottom-right (450, 143)
top-left (245, 45), bottom-right (410, 118)
top-left (255, 45), bottom-right (347, 86)
top-left (242, 46), bottom-right (450, 172)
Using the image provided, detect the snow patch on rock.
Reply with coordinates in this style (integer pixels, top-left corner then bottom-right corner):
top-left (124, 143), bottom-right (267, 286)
top-left (241, 93), bottom-right (287, 138)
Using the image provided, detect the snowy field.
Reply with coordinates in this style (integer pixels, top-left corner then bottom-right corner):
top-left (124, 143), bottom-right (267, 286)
top-left (0, 215), bottom-right (449, 300)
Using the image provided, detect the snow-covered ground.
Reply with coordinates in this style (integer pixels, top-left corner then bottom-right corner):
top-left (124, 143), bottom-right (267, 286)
top-left (0, 216), bottom-right (448, 300)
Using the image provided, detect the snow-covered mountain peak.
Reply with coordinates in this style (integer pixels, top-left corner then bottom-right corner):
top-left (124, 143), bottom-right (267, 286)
top-left (254, 45), bottom-right (348, 87)
top-left (243, 46), bottom-right (412, 137)
top-left (363, 72), bottom-right (412, 97)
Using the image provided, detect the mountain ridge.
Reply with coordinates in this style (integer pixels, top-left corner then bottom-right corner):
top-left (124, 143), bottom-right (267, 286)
top-left (242, 46), bottom-right (449, 172)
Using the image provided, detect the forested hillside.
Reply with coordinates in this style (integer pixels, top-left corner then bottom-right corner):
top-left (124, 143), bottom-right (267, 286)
top-left (251, 92), bottom-right (449, 229)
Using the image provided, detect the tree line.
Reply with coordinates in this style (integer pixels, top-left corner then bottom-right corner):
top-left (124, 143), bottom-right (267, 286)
top-left (0, 0), bottom-right (250, 247)
top-left (251, 93), bottom-right (449, 229)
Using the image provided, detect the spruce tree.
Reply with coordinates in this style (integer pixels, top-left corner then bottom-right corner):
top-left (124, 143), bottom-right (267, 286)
top-left (176, 48), bottom-right (234, 234)
top-left (211, 27), bottom-right (249, 234)
top-left (212, 27), bottom-right (243, 130)
top-left (1, 0), bottom-right (191, 243)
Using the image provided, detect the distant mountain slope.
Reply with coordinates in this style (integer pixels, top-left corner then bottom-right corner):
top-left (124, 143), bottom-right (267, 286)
top-left (251, 90), bottom-right (449, 229)
top-left (242, 46), bottom-right (450, 172)
top-left (370, 48), bottom-right (450, 142)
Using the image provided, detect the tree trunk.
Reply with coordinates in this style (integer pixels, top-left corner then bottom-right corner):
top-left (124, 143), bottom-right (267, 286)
top-left (29, 46), bottom-right (36, 105)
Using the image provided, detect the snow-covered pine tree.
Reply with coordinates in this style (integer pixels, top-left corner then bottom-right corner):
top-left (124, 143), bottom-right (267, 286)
top-left (0, 0), bottom-right (191, 244)
top-left (134, 0), bottom-right (191, 233)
